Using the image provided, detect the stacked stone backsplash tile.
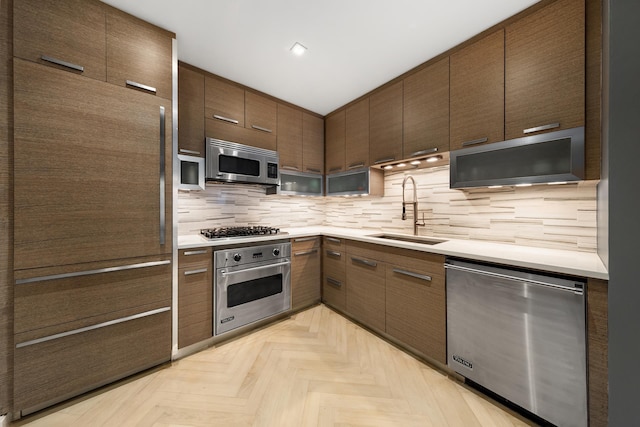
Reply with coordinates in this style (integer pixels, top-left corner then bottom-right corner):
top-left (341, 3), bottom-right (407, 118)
top-left (178, 166), bottom-right (597, 252)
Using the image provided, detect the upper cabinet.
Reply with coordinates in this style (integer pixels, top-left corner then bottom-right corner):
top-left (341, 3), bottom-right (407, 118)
top-left (106, 9), bottom-right (173, 100)
top-left (204, 75), bottom-right (245, 127)
top-left (277, 103), bottom-right (303, 171)
top-left (13, 0), bottom-right (107, 81)
top-left (403, 58), bottom-right (450, 157)
top-left (178, 63), bottom-right (205, 156)
top-left (245, 91), bottom-right (277, 151)
top-left (369, 81), bottom-right (403, 166)
top-left (325, 111), bottom-right (346, 174)
top-left (505, 0), bottom-right (585, 139)
top-left (302, 113), bottom-right (324, 174)
top-left (345, 98), bottom-right (370, 170)
top-left (450, 30), bottom-right (505, 151)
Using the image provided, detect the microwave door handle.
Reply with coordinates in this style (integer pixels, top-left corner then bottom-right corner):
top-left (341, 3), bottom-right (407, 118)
top-left (220, 260), bottom-right (291, 277)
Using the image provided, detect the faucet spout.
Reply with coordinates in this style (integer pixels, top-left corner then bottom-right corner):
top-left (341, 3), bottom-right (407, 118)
top-left (401, 175), bottom-right (424, 235)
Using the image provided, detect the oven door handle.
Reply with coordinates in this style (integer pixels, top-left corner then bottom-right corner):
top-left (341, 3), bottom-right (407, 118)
top-left (220, 260), bottom-right (291, 277)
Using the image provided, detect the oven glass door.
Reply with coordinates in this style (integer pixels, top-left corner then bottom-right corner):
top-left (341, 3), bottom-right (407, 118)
top-left (215, 260), bottom-right (291, 335)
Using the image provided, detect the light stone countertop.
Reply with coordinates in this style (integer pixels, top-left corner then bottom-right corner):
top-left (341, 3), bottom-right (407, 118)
top-left (178, 226), bottom-right (609, 280)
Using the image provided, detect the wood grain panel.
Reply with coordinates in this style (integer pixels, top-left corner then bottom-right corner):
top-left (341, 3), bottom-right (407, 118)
top-left (277, 103), bottom-right (303, 171)
top-left (322, 237), bottom-right (346, 311)
top-left (346, 250), bottom-right (385, 332)
top-left (346, 240), bottom-right (386, 262)
top-left (403, 57), bottom-right (450, 156)
top-left (204, 75), bottom-right (245, 127)
top-left (587, 278), bottom-right (608, 427)
top-left (178, 63), bottom-right (205, 156)
top-left (14, 309), bottom-right (171, 415)
top-left (178, 247), bottom-right (211, 268)
top-left (14, 261), bottom-right (171, 336)
top-left (178, 257), bottom-right (212, 349)
top-left (14, 59), bottom-right (172, 270)
top-left (325, 111), bottom-right (346, 174)
top-left (0, 0), bottom-right (13, 414)
top-left (106, 8), bottom-right (173, 100)
top-left (291, 237), bottom-right (321, 311)
top-left (369, 81), bottom-right (403, 166)
top-left (345, 98), bottom-right (370, 169)
top-left (585, 0), bottom-right (602, 180)
top-left (302, 113), bottom-right (324, 174)
top-left (13, 0), bottom-right (106, 81)
top-left (245, 91), bottom-right (277, 150)
top-left (505, 0), bottom-right (585, 139)
top-left (205, 117), bottom-right (246, 145)
top-left (450, 30), bottom-right (505, 150)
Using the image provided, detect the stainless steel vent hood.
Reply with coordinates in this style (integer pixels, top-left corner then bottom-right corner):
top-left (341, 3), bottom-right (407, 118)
top-left (449, 127), bottom-right (585, 189)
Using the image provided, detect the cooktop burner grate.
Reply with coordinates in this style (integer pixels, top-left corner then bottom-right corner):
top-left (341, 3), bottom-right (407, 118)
top-left (200, 226), bottom-right (281, 239)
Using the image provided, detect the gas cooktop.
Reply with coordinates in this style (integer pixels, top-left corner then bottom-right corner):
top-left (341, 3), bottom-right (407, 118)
top-left (200, 226), bottom-right (283, 240)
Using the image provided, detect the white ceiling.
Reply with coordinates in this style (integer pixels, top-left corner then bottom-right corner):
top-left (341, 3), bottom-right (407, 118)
top-left (101, 0), bottom-right (539, 115)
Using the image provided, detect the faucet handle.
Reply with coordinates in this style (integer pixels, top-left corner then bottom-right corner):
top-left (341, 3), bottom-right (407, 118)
top-left (402, 203), bottom-right (407, 220)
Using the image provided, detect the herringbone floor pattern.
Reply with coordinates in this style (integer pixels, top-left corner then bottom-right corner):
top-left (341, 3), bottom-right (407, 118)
top-left (14, 305), bottom-right (533, 426)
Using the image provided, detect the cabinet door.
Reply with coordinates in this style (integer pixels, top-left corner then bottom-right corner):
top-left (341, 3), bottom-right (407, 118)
top-left (403, 58), bottom-right (450, 157)
top-left (178, 64), bottom-right (205, 156)
top-left (106, 9), bottom-right (173, 100)
top-left (14, 59), bottom-right (172, 270)
top-left (385, 249), bottom-right (446, 364)
top-left (346, 244), bottom-right (385, 332)
top-left (178, 248), bottom-right (212, 349)
top-left (505, 0), bottom-right (585, 139)
top-left (322, 237), bottom-right (346, 311)
top-left (302, 113), bottom-right (325, 174)
top-left (450, 30), bottom-right (505, 151)
top-left (13, 0), bottom-right (106, 81)
top-left (345, 98), bottom-right (370, 170)
top-left (325, 111), bottom-right (346, 174)
top-left (277, 104), bottom-right (303, 171)
top-left (291, 237), bottom-right (321, 311)
top-left (205, 75), bottom-right (245, 128)
top-left (370, 81), bottom-right (403, 166)
top-left (245, 91), bottom-right (277, 151)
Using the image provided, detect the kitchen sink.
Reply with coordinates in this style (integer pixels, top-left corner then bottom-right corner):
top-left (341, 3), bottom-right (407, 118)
top-left (367, 234), bottom-right (447, 245)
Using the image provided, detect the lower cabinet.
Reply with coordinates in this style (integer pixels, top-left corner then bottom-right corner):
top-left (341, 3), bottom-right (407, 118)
top-left (346, 241), bottom-right (386, 332)
top-left (178, 248), bottom-right (213, 349)
top-left (322, 237), bottom-right (347, 311)
top-left (291, 237), bottom-right (321, 311)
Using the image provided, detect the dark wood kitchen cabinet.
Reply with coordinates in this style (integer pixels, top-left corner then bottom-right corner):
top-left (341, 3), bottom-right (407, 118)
top-left (178, 63), bottom-right (205, 156)
top-left (277, 103), bottom-right (303, 171)
top-left (291, 237), bottom-right (321, 311)
top-left (385, 248), bottom-right (446, 364)
top-left (325, 110), bottom-right (346, 174)
top-left (178, 248), bottom-right (213, 348)
top-left (302, 113), bottom-right (324, 174)
top-left (450, 30), bottom-right (505, 151)
top-left (205, 74), bottom-right (245, 128)
top-left (13, 0), bottom-right (107, 81)
top-left (245, 91), bottom-right (277, 151)
top-left (345, 97), bottom-right (370, 170)
top-left (106, 8), bottom-right (174, 100)
top-left (369, 81), bottom-right (403, 166)
top-left (345, 241), bottom-right (385, 332)
top-left (505, 0), bottom-right (585, 139)
top-left (322, 236), bottom-right (347, 311)
top-left (403, 57), bottom-right (450, 157)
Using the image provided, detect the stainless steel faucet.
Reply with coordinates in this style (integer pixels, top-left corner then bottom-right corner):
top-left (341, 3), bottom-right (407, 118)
top-left (402, 175), bottom-right (425, 235)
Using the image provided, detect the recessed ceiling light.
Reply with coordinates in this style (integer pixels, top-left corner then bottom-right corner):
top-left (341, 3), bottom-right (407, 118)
top-left (290, 42), bottom-right (307, 56)
top-left (410, 160), bottom-right (421, 165)
top-left (515, 183), bottom-right (532, 187)
top-left (383, 165), bottom-right (393, 170)
top-left (426, 155), bottom-right (443, 163)
top-left (488, 185), bottom-right (503, 189)
top-left (397, 163), bottom-right (406, 167)
top-left (548, 181), bottom-right (567, 185)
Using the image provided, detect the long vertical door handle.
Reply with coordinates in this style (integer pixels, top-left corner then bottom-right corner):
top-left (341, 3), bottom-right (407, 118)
top-left (159, 106), bottom-right (166, 245)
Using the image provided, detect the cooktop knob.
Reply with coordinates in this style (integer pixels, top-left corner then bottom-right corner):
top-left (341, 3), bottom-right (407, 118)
top-left (233, 253), bottom-right (242, 262)
top-left (272, 248), bottom-right (280, 256)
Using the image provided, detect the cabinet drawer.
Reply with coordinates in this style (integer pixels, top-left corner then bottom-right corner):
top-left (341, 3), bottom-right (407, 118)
top-left (292, 236), bottom-right (320, 251)
top-left (178, 247), bottom-right (211, 269)
top-left (322, 273), bottom-right (346, 312)
top-left (14, 308), bottom-right (171, 415)
top-left (346, 253), bottom-right (385, 332)
top-left (323, 236), bottom-right (345, 251)
top-left (14, 260), bottom-right (171, 337)
top-left (347, 240), bottom-right (385, 263)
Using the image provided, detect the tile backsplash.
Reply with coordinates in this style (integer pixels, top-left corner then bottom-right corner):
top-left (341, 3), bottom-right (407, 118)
top-left (178, 166), bottom-right (597, 252)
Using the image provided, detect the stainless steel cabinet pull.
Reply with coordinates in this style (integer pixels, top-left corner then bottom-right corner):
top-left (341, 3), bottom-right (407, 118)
top-left (306, 168), bottom-right (321, 173)
top-left (41, 55), bottom-right (84, 72)
top-left (326, 237), bottom-right (341, 244)
top-left (294, 249), bottom-right (318, 257)
top-left (410, 148), bottom-right (438, 157)
top-left (392, 268), bottom-right (432, 282)
top-left (184, 250), bottom-right (207, 256)
top-left (179, 148), bottom-right (201, 155)
top-left (329, 167), bottom-right (343, 173)
top-left (523, 123), bottom-right (560, 134)
top-left (326, 277), bottom-right (342, 288)
top-left (281, 165), bottom-right (300, 171)
top-left (294, 237), bottom-right (317, 243)
top-left (461, 137), bottom-right (488, 147)
top-left (251, 125), bottom-right (273, 133)
top-left (15, 260), bottom-right (171, 285)
top-left (348, 162), bottom-right (365, 170)
top-left (374, 157), bottom-right (395, 165)
top-left (15, 307), bottom-right (170, 348)
top-left (221, 260), bottom-right (291, 276)
top-left (184, 268), bottom-right (208, 276)
top-left (351, 257), bottom-right (377, 268)
top-left (213, 114), bottom-right (239, 124)
top-left (126, 80), bottom-right (157, 94)
top-left (326, 250), bottom-right (342, 258)
top-left (159, 106), bottom-right (166, 245)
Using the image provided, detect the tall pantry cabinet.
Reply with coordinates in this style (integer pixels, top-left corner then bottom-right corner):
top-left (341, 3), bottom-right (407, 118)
top-left (11, 0), bottom-right (175, 416)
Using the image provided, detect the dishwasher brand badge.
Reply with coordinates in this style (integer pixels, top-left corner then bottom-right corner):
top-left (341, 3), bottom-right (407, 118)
top-left (452, 355), bottom-right (473, 370)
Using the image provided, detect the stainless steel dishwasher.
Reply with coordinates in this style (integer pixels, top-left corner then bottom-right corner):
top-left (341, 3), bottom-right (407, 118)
top-left (446, 259), bottom-right (587, 427)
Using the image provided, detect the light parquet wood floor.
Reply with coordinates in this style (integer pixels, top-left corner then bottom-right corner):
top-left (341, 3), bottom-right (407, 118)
top-left (13, 305), bottom-right (534, 427)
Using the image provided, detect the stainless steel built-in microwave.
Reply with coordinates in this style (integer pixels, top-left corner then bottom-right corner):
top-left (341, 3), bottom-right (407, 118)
top-left (205, 138), bottom-right (279, 186)
top-left (177, 154), bottom-right (205, 190)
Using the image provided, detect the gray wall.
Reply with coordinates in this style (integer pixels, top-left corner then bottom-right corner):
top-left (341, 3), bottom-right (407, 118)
top-left (607, 0), bottom-right (640, 425)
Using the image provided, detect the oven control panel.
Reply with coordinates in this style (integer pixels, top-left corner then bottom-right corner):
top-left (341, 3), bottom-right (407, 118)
top-left (214, 242), bottom-right (291, 268)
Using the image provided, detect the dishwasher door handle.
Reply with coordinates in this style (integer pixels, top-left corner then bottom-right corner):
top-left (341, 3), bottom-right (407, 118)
top-left (445, 263), bottom-right (583, 295)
